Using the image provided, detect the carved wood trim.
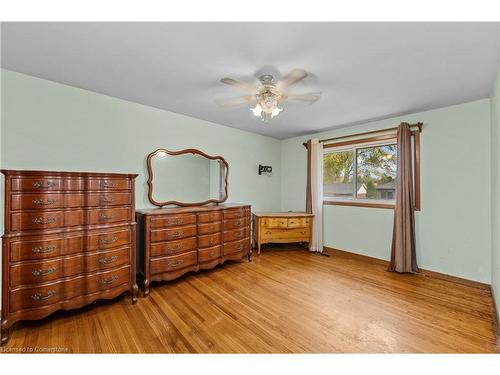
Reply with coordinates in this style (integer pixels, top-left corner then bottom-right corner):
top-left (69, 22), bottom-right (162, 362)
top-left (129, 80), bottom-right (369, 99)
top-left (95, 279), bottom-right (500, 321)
top-left (146, 148), bottom-right (229, 208)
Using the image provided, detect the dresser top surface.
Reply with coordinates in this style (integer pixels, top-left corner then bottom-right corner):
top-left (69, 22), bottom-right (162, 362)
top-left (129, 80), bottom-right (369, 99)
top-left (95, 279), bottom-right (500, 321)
top-left (252, 211), bottom-right (313, 218)
top-left (1, 169), bottom-right (138, 178)
top-left (136, 203), bottom-right (250, 216)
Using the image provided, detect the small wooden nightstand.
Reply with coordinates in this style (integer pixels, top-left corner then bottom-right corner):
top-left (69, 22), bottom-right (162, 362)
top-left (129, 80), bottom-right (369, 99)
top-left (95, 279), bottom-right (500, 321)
top-left (252, 212), bottom-right (314, 255)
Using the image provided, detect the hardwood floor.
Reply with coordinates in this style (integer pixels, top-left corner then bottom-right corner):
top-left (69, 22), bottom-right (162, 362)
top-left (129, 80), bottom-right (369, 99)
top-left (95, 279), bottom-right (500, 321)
top-left (2, 246), bottom-right (499, 353)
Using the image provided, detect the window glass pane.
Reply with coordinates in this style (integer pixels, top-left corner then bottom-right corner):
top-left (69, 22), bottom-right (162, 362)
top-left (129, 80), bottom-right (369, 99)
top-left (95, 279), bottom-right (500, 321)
top-left (323, 150), bottom-right (354, 199)
top-left (356, 144), bottom-right (397, 200)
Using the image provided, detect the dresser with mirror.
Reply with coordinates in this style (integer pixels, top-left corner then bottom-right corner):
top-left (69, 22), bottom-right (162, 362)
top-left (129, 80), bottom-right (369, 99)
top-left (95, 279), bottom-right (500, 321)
top-left (136, 148), bottom-right (251, 295)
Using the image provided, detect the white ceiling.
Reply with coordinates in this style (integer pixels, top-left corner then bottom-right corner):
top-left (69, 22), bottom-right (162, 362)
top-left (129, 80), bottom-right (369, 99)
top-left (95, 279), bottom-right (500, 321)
top-left (1, 22), bottom-right (499, 139)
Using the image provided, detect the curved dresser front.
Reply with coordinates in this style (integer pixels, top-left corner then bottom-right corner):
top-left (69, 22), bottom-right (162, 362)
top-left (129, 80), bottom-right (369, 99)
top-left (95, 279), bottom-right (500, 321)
top-left (1, 170), bottom-right (138, 345)
top-left (136, 204), bottom-right (251, 296)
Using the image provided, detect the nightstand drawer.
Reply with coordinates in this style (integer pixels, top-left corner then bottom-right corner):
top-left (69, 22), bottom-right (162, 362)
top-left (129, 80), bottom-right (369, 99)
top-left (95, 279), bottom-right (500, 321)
top-left (287, 217), bottom-right (310, 228)
top-left (263, 218), bottom-right (287, 229)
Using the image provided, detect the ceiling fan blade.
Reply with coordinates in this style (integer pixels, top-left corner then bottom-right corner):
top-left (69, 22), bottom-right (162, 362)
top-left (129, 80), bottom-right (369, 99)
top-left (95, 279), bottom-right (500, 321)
top-left (217, 95), bottom-right (258, 108)
top-left (277, 69), bottom-right (308, 89)
top-left (220, 78), bottom-right (258, 93)
top-left (284, 93), bottom-right (321, 103)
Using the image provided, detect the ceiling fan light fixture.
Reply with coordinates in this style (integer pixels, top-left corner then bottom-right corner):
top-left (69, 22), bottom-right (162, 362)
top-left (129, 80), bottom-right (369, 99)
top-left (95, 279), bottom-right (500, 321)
top-left (251, 103), bottom-right (263, 117)
top-left (271, 107), bottom-right (282, 117)
top-left (220, 69), bottom-right (320, 123)
top-left (251, 98), bottom-right (283, 121)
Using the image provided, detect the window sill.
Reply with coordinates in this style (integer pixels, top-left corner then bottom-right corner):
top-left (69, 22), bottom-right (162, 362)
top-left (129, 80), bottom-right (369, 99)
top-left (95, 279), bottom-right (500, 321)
top-left (323, 200), bottom-right (395, 209)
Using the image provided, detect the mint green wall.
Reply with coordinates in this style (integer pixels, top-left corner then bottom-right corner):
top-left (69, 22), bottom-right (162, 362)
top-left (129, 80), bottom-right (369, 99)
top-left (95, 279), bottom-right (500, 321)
top-left (0, 70), bottom-right (282, 213)
top-left (281, 100), bottom-right (492, 283)
top-left (491, 67), bottom-right (500, 319)
top-left (0, 69), bottom-right (496, 287)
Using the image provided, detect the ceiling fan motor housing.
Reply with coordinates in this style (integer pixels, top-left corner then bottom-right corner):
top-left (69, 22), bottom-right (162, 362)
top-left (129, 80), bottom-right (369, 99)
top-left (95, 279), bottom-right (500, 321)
top-left (259, 74), bottom-right (275, 84)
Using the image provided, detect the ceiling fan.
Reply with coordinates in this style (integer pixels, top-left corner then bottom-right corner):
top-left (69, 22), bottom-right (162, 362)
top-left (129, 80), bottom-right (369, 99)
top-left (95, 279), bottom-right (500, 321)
top-left (218, 69), bottom-right (321, 121)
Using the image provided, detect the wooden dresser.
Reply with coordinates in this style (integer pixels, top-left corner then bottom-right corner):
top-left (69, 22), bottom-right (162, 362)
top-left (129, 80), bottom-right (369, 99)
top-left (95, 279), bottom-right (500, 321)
top-left (252, 212), bottom-right (313, 254)
top-left (136, 203), bottom-right (251, 295)
top-left (1, 170), bottom-right (138, 345)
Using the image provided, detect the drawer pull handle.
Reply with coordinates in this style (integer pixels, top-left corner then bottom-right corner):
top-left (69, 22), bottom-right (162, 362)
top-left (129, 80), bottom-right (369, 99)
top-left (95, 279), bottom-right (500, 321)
top-left (32, 244), bottom-right (55, 254)
top-left (100, 275), bottom-right (118, 285)
top-left (33, 181), bottom-right (56, 189)
top-left (235, 220), bottom-right (243, 227)
top-left (32, 198), bottom-right (56, 206)
top-left (32, 267), bottom-right (56, 276)
top-left (168, 231), bottom-right (182, 239)
top-left (169, 244), bottom-right (182, 251)
top-left (101, 181), bottom-right (116, 189)
top-left (166, 218), bottom-right (183, 225)
top-left (234, 232), bottom-right (242, 238)
top-left (99, 255), bottom-right (118, 264)
top-left (100, 197), bottom-right (114, 204)
top-left (99, 236), bottom-right (118, 245)
top-left (31, 290), bottom-right (56, 301)
top-left (31, 217), bottom-right (56, 225)
top-left (168, 259), bottom-right (184, 268)
top-left (100, 212), bottom-right (117, 220)
top-left (209, 251), bottom-right (216, 257)
top-left (236, 244), bottom-right (244, 251)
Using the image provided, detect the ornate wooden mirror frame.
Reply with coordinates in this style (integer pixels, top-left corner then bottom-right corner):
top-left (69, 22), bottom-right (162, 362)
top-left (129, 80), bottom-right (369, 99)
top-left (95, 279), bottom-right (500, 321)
top-left (146, 148), bottom-right (229, 207)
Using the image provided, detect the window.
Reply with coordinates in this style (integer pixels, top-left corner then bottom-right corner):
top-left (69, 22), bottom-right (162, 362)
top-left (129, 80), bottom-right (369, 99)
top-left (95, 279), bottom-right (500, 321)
top-left (323, 133), bottom-right (420, 209)
top-left (323, 150), bottom-right (354, 199)
top-left (356, 144), bottom-right (397, 200)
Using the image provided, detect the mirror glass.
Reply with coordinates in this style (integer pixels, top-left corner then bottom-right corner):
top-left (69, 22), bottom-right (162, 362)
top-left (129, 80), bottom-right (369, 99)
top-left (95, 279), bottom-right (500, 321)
top-left (148, 150), bottom-right (228, 206)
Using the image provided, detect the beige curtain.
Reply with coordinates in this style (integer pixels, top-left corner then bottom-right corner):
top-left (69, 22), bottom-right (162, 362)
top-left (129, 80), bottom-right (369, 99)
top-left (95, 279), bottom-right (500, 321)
top-left (306, 139), bottom-right (323, 253)
top-left (390, 123), bottom-right (418, 273)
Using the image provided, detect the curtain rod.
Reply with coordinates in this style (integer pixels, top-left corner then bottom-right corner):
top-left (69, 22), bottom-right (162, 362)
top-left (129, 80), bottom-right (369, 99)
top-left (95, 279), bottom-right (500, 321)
top-left (302, 122), bottom-right (423, 148)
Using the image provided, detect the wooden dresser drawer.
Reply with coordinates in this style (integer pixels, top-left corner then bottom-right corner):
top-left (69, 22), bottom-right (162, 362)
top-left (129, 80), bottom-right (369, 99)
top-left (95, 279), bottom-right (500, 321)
top-left (198, 245), bottom-right (221, 263)
top-left (11, 193), bottom-right (68, 210)
top-left (150, 225), bottom-right (197, 243)
top-left (223, 217), bottom-right (249, 230)
top-left (262, 228), bottom-right (310, 241)
top-left (10, 228), bottom-right (131, 262)
top-left (9, 265), bottom-right (131, 313)
top-left (10, 192), bottom-right (132, 211)
top-left (85, 228), bottom-right (132, 251)
top-left (223, 238), bottom-right (249, 256)
top-left (150, 214), bottom-right (196, 229)
top-left (198, 232), bottom-right (222, 248)
top-left (11, 177), bottom-right (71, 192)
top-left (150, 251), bottom-right (197, 274)
top-left (198, 221), bottom-right (222, 235)
top-left (11, 210), bottom-right (82, 231)
top-left (198, 211), bottom-right (223, 223)
top-left (85, 192), bottom-right (132, 207)
top-left (224, 207), bottom-right (249, 220)
top-left (223, 227), bottom-right (249, 242)
top-left (10, 246), bottom-right (130, 286)
top-left (10, 207), bottom-right (131, 231)
top-left (87, 178), bottom-right (131, 191)
top-left (150, 237), bottom-right (197, 257)
top-left (87, 207), bottom-right (131, 225)
top-left (287, 217), bottom-right (310, 228)
top-left (263, 218), bottom-right (288, 229)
